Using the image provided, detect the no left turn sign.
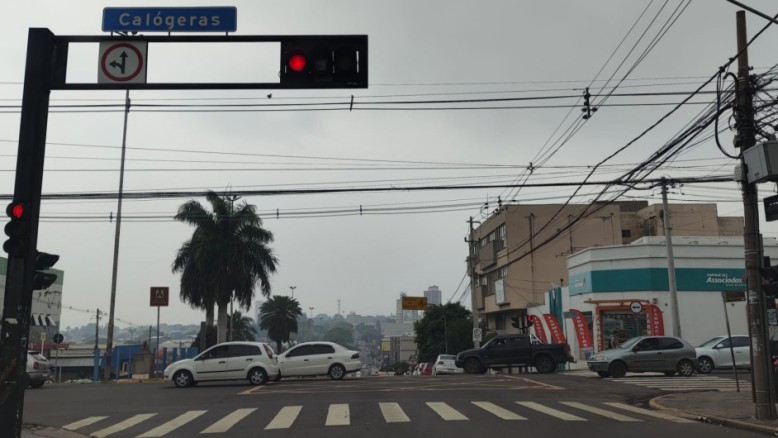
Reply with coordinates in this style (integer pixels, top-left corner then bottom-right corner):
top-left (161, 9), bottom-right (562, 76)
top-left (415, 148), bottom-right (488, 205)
top-left (98, 41), bottom-right (147, 84)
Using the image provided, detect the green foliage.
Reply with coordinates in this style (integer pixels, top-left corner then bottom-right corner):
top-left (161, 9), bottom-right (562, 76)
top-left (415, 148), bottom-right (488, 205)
top-left (260, 296), bottom-right (304, 353)
top-left (393, 361), bottom-right (410, 375)
top-left (229, 311), bottom-right (258, 342)
top-left (414, 303), bottom-right (472, 362)
top-left (324, 322), bottom-right (355, 348)
top-left (355, 323), bottom-right (381, 346)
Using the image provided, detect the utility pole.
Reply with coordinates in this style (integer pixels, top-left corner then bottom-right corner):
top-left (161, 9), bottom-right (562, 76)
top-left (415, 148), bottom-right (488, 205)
top-left (93, 310), bottom-right (101, 353)
top-left (660, 178), bottom-right (681, 338)
top-left (735, 10), bottom-right (776, 420)
top-left (469, 217), bottom-right (480, 348)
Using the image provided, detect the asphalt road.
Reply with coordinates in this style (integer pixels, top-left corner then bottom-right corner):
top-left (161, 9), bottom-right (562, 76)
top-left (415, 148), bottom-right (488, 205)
top-left (22, 371), bottom-right (763, 438)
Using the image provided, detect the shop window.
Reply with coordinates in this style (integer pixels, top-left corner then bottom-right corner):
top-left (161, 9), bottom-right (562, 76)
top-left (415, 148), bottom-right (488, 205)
top-left (495, 313), bottom-right (505, 330)
top-left (601, 310), bottom-right (647, 350)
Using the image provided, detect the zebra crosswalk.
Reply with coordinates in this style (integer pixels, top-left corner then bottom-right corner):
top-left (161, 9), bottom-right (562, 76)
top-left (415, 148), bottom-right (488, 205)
top-left (60, 400), bottom-right (690, 437)
top-left (574, 371), bottom-right (750, 392)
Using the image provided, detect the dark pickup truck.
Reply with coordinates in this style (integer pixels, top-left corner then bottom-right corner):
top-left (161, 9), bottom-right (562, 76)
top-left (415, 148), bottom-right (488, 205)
top-left (455, 334), bottom-right (574, 374)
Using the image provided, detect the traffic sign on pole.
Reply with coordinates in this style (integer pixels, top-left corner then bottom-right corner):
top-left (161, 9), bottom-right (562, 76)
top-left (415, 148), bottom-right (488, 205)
top-left (150, 287), bottom-right (169, 307)
top-left (98, 41), bottom-right (147, 84)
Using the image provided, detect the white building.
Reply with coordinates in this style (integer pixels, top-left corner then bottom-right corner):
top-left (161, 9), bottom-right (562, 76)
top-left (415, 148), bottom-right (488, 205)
top-left (527, 236), bottom-right (777, 369)
top-left (424, 286), bottom-right (442, 306)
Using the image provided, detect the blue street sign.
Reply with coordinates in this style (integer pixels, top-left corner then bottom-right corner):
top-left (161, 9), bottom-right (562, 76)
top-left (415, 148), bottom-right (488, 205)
top-left (103, 7), bottom-right (237, 33)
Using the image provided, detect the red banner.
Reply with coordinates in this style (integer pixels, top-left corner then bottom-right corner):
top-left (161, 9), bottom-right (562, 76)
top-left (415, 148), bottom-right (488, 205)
top-left (543, 314), bottom-right (566, 344)
top-left (529, 315), bottom-right (548, 343)
top-left (569, 309), bottom-right (593, 348)
top-left (648, 304), bottom-right (664, 336)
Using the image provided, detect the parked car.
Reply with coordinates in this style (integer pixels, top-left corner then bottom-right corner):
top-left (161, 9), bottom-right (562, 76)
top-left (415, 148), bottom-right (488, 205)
top-left (419, 362), bottom-right (433, 375)
top-left (587, 336), bottom-right (698, 378)
top-left (164, 341), bottom-right (278, 388)
top-left (696, 335), bottom-right (751, 374)
top-left (432, 354), bottom-right (462, 375)
top-left (273, 342), bottom-right (361, 381)
top-left (26, 352), bottom-right (51, 388)
top-left (455, 333), bottom-right (573, 374)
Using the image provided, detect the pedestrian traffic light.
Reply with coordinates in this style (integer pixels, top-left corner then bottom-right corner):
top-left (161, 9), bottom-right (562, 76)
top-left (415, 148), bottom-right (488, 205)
top-left (3, 201), bottom-right (30, 256)
top-left (32, 251), bottom-right (59, 290)
top-left (761, 265), bottom-right (778, 298)
top-left (280, 36), bottom-right (368, 89)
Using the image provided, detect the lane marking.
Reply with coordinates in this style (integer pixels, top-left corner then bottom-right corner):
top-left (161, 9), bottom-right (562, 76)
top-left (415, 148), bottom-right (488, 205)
top-left (604, 402), bottom-right (693, 423)
top-left (90, 414), bottom-right (157, 438)
top-left (516, 402), bottom-right (586, 421)
top-left (379, 402), bottom-right (410, 423)
top-left (200, 408), bottom-right (256, 434)
top-left (426, 402), bottom-right (468, 421)
top-left (560, 402), bottom-right (642, 422)
top-left (62, 416), bottom-right (108, 431)
top-left (265, 406), bottom-right (303, 430)
top-left (325, 404), bottom-right (350, 426)
top-left (472, 401), bottom-right (526, 420)
top-left (137, 410), bottom-right (207, 437)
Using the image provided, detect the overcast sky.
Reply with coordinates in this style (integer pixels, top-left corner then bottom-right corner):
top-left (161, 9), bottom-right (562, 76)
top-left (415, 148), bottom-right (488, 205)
top-left (2, 1), bottom-right (777, 329)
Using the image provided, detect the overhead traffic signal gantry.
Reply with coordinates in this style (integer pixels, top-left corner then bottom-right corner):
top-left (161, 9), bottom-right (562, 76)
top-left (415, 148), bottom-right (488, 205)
top-left (280, 36), bottom-right (368, 89)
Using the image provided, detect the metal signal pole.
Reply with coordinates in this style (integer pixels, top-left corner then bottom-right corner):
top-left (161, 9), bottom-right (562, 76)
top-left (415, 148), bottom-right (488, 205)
top-left (469, 217), bottom-right (480, 348)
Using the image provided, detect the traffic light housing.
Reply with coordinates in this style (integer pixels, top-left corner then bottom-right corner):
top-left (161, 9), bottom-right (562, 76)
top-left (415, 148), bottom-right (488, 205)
top-left (3, 201), bottom-right (30, 256)
top-left (280, 36), bottom-right (368, 89)
top-left (761, 265), bottom-right (778, 298)
top-left (510, 315), bottom-right (522, 329)
top-left (33, 251), bottom-right (59, 290)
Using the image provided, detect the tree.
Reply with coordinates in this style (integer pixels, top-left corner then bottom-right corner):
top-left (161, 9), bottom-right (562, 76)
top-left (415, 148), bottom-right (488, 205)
top-left (323, 322), bottom-right (354, 348)
top-left (414, 303), bottom-right (472, 362)
top-left (259, 296), bottom-right (303, 353)
top-left (355, 323), bottom-right (381, 346)
top-left (172, 191), bottom-right (278, 345)
top-left (229, 311), bottom-right (258, 342)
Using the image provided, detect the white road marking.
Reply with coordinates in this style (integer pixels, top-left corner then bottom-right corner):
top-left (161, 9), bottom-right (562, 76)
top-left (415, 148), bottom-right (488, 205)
top-left (516, 402), bottom-right (587, 421)
top-left (62, 416), bottom-right (108, 431)
top-left (90, 414), bottom-right (157, 438)
top-left (265, 406), bottom-right (303, 430)
top-left (426, 402), bottom-right (468, 421)
top-left (325, 404), bottom-right (350, 426)
top-left (604, 402), bottom-right (693, 423)
top-left (560, 402), bottom-right (642, 422)
top-left (472, 401), bottom-right (526, 420)
top-left (379, 402), bottom-right (410, 423)
top-left (200, 408), bottom-right (256, 434)
top-left (137, 410), bottom-right (207, 437)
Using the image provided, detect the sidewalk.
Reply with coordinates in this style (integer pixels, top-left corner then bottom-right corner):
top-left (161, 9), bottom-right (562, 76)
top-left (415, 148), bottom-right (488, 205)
top-left (651, 391), bottom-right (778, 435)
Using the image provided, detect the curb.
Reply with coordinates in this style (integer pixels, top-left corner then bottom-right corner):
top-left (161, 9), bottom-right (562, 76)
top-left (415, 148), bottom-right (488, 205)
top-left (649, 394), bottom-right (778, 436)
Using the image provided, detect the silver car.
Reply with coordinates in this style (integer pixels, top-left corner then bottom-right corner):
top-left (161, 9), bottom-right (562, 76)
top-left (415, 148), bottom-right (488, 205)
top-left (587, 336), bottom-right (698, 378)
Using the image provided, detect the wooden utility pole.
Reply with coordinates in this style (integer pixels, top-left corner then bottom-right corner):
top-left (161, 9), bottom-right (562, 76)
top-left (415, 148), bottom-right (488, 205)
top-left (735, 10), bottom-right (776, 420)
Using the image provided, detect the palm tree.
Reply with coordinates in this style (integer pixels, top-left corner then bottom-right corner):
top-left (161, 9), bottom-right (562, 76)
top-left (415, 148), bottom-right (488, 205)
top-left (259, 296), bottom-right (303, 353)
top-left (229, 311), bottom-right (258, 342)
top-left (172, 191), bottom-right (278, 344)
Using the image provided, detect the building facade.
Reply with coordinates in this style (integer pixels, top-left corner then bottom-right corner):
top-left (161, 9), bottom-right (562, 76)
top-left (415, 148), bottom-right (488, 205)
top-left (468, 201), bottom-right (744, 334)
top-left (424, 286), bottom-right (442, 306)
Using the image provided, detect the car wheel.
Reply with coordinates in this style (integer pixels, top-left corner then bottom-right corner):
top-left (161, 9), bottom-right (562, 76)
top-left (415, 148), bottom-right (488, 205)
top-left (463, 358), bottom-right (482, 374)
top-left (608, 361), bottom-right (627, 378)
top-left (677, 359), bottom-right (695, 377)
top-left (248, 368), bottom-right (268, 385)
top-left (29, 380), bottom-right (45, 389)
top-left (697, 357), bottom-right (714, 374)
top-left (533, 355), bottom-right (556, 374)
top-left (173, 370), bottom-right (194, 388)
top-left (596, 371), bottom-right (610, 378)
top-left (329, 364), bottom-right (346, 380)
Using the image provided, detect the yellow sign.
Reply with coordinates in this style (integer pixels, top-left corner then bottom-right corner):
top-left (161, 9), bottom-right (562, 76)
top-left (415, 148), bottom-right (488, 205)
top-left (381, 340), bottom-right (391, 352)
top-left (402, 296), bottom-right (428, 310)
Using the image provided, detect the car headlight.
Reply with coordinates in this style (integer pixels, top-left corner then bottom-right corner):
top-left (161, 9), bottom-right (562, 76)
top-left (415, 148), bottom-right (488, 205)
top-left (589, 355), bottom-right (606, 362)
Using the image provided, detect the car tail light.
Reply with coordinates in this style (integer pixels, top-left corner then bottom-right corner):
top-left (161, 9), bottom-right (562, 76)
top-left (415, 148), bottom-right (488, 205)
top-left (263, 344), bottom-right (274, 359)
top-left (437, 361), bottom-right (444, 365)
top-left (32, 361), bottom-right (39, 370)
top-left (351, 353), bottom-right (360, 359)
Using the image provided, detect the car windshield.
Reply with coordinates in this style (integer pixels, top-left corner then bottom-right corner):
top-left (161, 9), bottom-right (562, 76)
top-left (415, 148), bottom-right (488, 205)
top-left (617, 337), bottom-right (642, 349)
top-left (697, 337), bottom-right (725, 348)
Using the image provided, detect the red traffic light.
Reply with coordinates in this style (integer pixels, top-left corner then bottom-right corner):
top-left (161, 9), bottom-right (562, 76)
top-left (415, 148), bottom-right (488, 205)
top-left (7, 202), bottom-right (24, 219)
top-left (288, 54), bottom-right (307, 72)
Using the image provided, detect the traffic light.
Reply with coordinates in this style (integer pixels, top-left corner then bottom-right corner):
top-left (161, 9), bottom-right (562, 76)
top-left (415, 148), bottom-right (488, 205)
top-left (280, 36), bottom-right (368, 89)
top-left (510, 315), bottom-right (522, 329)
top-left (32, 251), bottom-right (59, 290)
top-left (3, 201), bottom-right (30, 256)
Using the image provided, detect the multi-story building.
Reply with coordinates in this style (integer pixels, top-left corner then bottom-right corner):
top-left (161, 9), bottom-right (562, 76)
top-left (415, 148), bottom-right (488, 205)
top-left (468, 201), bottom-right (743, 334)
top-left (424, 286), bottom-right (442, 306)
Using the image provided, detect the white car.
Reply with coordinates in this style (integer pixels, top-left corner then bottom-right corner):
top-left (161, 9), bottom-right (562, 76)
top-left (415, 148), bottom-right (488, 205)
top-left (696, 335), bottom-right (751, 374)
top-left (274, 342), bottom-right (361, 380)
top-left (432, 354), bottom-right (462, 375)
top-left (26, 352), bottom-right (51, 388)
top-left (164, 341), bottom-right (278, 388)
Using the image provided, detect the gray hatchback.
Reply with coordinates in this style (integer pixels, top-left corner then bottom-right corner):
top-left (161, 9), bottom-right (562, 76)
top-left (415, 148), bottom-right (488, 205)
top-left (587, 336), bottom-right (698, 378)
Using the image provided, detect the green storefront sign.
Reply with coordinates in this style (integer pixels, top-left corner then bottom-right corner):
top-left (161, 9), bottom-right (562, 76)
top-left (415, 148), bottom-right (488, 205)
top-left (569, 268), bottom-right (745, 295)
